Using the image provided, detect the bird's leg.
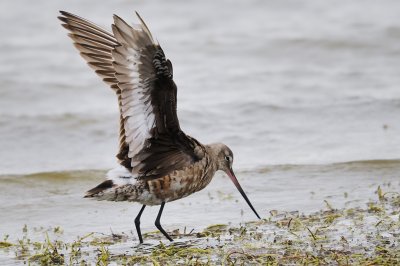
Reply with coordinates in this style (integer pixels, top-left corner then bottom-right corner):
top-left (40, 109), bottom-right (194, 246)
top-left (155, 202), bottom-right (173, 241)
top-left (134, 205), bottom-right (146, 244)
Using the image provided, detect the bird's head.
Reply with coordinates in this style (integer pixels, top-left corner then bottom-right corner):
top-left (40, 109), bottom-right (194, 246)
top-left (209, 143), bottom-right (261, 219)
top-left (213, 143), bottom-right (234, 173)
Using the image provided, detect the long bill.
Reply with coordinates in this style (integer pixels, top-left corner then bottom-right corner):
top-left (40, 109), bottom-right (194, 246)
top-left (226, 168), bottom-right (261, 219)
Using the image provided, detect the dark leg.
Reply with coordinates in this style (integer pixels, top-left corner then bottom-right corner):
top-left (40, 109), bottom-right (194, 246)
top-left (155, 202), bottom-right (173, 242)
top-left (134, 205), bottom-right (146, 243)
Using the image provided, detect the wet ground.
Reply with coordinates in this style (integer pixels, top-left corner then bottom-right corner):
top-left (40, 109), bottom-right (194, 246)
top-left (1, 178), bottom-right (399, 265)
top-left (1, 160), bottom-right (399, 264)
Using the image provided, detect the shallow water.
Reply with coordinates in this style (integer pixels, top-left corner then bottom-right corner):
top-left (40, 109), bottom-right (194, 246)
top-left (1, 160), bottom-right (399, 245)
top-left (1, 0), bottom-right (400, 174)
top-left (1, 0), bottom-right (400, 263)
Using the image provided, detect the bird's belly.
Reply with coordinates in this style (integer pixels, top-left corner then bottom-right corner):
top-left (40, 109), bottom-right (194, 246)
top-left (135, 171), bottom-right (212, 206)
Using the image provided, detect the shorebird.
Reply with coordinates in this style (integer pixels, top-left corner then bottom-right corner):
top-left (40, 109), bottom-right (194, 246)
top-left (58, 11), bottom-right (260, 243)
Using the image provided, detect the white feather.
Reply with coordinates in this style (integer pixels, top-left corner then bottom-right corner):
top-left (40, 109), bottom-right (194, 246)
top-left (106, 166), bottom-right (136, 185)
top-left (111, 14), bottom-right (159, 173)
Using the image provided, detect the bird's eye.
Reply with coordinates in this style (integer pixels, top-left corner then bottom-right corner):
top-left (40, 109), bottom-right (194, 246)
top-left (224, 156), bottom-right (230, 161)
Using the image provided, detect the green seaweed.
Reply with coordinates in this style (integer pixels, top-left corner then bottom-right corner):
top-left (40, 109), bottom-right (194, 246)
top-left (0, 241), bottom-right (13, 248)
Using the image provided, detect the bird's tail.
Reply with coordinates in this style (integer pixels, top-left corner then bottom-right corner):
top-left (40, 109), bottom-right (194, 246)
top-left (84, 166), bottom-right (140, 201)
top-left (84, 180), bottom-right (115, 198)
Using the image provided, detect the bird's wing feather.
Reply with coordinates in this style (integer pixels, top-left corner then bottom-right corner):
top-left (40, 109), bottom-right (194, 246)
top-left (58, 11), bottom-right (120, 90)
top-left (59, 11), bottom-right (205, 180)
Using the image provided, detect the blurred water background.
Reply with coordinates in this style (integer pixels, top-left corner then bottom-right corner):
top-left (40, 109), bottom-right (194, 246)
top-left (1, 0), bottom-right (400, 250)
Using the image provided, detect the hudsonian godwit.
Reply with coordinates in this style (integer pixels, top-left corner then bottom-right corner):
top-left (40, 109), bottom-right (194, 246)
top-left (58, 11), bottom-right (260, 243)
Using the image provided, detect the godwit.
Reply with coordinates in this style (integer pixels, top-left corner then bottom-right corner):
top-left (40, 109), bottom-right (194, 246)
top-left (58, 11), bottom-right (260, 243)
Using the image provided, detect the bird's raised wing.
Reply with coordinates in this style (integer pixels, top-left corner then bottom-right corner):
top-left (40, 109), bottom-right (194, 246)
top-left (58, 11), bottom-right (120, 92)
top-left (58, 11), bottom-right (204, 180)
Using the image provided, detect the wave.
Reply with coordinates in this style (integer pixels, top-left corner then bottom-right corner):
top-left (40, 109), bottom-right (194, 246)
top-left (0, 169), bottom-right (106, 182)
top-left (253, 158), bottom-right (400, 174)
top-left (2, 158), bottom-right (399, 181)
